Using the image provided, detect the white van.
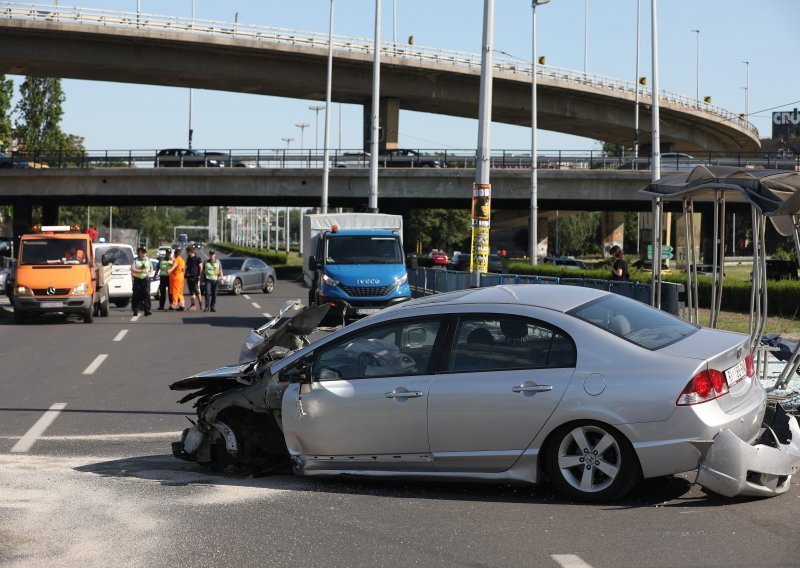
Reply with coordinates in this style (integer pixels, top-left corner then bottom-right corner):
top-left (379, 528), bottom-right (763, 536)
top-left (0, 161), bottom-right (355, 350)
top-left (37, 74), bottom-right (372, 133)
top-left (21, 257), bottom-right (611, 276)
top-left (93, 243), bottom-right (135, 308)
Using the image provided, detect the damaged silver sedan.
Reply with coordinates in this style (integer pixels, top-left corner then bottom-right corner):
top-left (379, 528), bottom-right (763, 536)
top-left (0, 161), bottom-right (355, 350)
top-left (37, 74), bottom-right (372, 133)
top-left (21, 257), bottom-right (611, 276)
top-left (170, 287), bottom-right (800, 502)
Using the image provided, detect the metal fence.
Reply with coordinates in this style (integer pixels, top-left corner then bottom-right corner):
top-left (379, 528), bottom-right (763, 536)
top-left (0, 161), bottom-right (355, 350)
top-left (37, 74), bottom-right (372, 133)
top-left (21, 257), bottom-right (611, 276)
top-left (408, 267), bottom-right (682, 314)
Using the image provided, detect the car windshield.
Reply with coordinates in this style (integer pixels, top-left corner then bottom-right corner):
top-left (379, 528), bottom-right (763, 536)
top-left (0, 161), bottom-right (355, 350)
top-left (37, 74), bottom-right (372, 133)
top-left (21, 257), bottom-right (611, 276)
top-left (20, 238), bottom-right (88, 265)
top-left (568, 294), bottom-right (698, 350)
top-left (219, 258), bottom-right (245, 271)
top-left (94, 246), bottom-right (133, 266)
top-left (325, 236), bottom-right (403, 264)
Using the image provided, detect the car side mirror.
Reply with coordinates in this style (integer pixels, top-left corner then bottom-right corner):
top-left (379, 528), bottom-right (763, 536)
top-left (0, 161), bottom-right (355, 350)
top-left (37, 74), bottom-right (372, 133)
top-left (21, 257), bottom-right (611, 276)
top-left (280, 361), bottom-right (312, 384)
top-left (245, 266), bottom-right (253, 271)
top-left (407, 254), bottom-right (418, 270)
top-left (101, 254), bottom-right (109, 266)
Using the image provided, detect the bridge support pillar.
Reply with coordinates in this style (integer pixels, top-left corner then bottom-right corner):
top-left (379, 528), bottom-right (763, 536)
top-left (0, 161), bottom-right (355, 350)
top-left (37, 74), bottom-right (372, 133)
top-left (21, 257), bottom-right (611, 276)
top-left (363, 97), bottom-right (400, 153)
top-left (601, 211), bottom-right (625, 255)
top-left (42, 203), bottom-right (58, 226)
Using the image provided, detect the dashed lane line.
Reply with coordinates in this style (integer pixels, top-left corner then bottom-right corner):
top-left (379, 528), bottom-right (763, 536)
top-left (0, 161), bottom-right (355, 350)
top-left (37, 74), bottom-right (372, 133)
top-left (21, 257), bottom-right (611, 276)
top-left (251, 302), bottom-right (261, 309)
top-left (2, 431), bottom-right (180, 442)
top-left (113, 329), bottom-right (129, 342)
top-left (551, 555), bottom-right (594, 568)
top-left (82, 354), bottom-right (109, 375)
top-left (262, 313), bottom-right (272, 319)
top-left (10, 403), bottom-right (68, 453)
top-left (130, 315), bottom-right (140, 322)
top-left (243, 294), bottom-right (251, 300)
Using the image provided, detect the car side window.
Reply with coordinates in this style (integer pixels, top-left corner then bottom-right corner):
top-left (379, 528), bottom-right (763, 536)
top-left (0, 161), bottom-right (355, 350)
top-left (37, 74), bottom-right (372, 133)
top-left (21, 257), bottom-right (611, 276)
top-left (252, 259), bottom-right (267, 269)
top-left (242, 259), bottom-right (253, 270)
top-left (447, 316), bottom-right (576, 372)
top-left (315, 318), bottom-right (443, 381)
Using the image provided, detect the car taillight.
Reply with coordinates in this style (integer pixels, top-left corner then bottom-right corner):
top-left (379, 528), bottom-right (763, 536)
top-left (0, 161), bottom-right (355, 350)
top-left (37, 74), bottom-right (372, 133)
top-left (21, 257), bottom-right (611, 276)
top-left (745, 352), bottom-right (755, 378)
top-left (676, 369), bottom-right (729, 406)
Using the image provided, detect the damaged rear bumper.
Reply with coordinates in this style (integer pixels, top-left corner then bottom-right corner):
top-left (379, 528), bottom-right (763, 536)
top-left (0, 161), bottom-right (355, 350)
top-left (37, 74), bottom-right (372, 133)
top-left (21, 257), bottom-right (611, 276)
top-left (694, 404), bottom-right (800, 498)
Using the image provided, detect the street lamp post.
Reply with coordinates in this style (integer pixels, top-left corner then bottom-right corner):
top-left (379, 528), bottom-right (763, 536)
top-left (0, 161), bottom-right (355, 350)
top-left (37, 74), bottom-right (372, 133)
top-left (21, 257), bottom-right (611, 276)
top-left (742, 60), bottom-right (750, 118)
top-left (530, 0), bottom-right (550, 266)
top-left (295, 123), bottom-right (310, 153)
top-left (583, 0), bottom-right (588, 75)
top-left (633, 0), bottom-right (641, 166)
top-left (309, 105), bottom-right (325, 152)
top-left (188, 0), bottom-right (196, 148)
top-left (321, 0), bottom-right (335, 214)
top-left (691, 29), bottom-right (700, 106)
top-left (368, 0), bottom-right (382, 212)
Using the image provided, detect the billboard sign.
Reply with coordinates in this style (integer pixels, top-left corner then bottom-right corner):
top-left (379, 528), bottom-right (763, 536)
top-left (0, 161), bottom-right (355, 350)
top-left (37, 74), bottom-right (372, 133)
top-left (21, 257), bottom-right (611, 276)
top-left (773, 109), bottom-right (800, 139)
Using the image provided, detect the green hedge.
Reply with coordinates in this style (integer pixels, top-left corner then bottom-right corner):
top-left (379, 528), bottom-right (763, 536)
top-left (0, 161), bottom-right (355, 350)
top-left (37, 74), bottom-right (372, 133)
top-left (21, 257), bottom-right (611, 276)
top-left (212, 243), bottom-right (288, 265)
top-left (505, 262), bottom-right (800, 317)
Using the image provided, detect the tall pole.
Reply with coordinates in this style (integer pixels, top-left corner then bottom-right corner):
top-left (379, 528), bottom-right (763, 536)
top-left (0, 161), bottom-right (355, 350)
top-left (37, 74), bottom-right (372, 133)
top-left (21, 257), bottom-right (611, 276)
top-left (188, 0), bottom-right (195, 149)
top-left (530, 0), bottom-right (550, 265)
top-left (295, 123), bottom-right (310, 152)
top-left (285, 206), bottom-right (290, 254)
top-left (583, 0), bottom-right (588, 75)
top-left (633, 0), bottom-right (641, 165)
top-left (470, 0), bottom-right (494, 287)
top-left (651, 0), bottom-right (662, 307)
top-left (742, 60), bottom-right (750, 117)
top-left (309, 105), bottom-right (325, 152)
top-left (368, 0), bottom-right (382, 212)
top-left (691, 29), bottom-right (700, 106)
top-left (392, 0), bottom-right (397, 44)
top-left (321, 0), bottom-right (334, 214)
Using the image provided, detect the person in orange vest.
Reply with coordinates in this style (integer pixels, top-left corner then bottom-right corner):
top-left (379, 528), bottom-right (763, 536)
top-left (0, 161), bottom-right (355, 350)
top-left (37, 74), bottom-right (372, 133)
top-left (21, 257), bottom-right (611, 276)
top-left (168, 248), bottom-right (186, 311)
top-left (131, 247), bottom-right (152, 316)
top-left (156, 248), bottom-right (173, 310)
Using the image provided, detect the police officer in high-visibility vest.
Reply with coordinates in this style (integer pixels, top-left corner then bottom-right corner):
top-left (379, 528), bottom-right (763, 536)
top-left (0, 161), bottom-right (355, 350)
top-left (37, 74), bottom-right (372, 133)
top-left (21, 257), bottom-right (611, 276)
top-left (156, 248), bottom-right (173, 310)
top-left (203, 250), bottom-right (223, 312)
top-left (131, 247), bottom-right (152, 316)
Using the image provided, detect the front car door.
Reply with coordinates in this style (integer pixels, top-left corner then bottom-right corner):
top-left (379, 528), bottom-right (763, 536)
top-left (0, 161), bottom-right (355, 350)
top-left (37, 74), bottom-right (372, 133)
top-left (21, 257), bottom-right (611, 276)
top-left (282, 317), bottom-right (445, 472)
top-left (427, 313), bottom-right (577, 473)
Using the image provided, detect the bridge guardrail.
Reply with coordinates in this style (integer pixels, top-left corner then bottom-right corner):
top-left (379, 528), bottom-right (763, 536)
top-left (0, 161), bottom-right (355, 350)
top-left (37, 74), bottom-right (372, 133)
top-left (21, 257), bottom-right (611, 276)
top-left (0, 2), bottom-right (757, 136)
top-left (408, 267), bottom-right (683, 315)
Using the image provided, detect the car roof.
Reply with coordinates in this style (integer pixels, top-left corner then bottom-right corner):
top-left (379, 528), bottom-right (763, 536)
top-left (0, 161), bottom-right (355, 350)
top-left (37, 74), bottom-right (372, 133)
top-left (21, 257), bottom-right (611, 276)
top-left (385, 284), bottom-right (607, 315)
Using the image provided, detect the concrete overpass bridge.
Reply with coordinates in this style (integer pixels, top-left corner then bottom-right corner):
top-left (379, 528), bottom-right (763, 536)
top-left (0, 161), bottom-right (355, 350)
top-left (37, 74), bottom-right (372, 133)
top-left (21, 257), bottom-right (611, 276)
top-left (0, 3), bottom-right (760, 153)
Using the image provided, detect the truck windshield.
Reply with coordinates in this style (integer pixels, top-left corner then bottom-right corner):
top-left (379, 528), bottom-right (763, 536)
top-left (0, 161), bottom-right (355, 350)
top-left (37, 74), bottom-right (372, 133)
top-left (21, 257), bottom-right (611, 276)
top-left (20, 238), bottom-right (88, 265)
top-left (325, 236), bottom-right (403, 264)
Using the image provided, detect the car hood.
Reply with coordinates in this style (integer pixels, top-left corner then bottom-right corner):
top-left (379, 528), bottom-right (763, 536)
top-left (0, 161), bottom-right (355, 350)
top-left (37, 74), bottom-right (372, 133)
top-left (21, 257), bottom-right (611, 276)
top-left (324, 264), bottom-right (407, 286)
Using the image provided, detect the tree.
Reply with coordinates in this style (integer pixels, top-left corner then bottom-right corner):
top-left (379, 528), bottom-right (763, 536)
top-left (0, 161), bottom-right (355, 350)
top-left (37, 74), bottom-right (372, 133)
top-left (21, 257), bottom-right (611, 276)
top-left (548, 211), bottom-right (601, 256)
top-left (409, 208), bottom-right (471, 252)
top-left (15, 77), bottom-right (66, 156)
top-left (0, 75), bottom-right (13, 152)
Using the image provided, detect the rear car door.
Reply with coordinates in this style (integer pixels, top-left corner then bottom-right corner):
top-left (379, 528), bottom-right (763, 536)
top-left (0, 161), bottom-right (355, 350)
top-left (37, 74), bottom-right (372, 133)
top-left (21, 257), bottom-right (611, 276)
top-left (427, 314), bottom-right (577, 473)
top-left (282, 317), bottom-right (445, 472)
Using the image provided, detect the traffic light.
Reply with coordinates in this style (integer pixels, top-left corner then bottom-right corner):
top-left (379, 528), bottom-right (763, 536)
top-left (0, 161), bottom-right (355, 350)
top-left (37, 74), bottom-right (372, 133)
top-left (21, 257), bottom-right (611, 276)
top-left (638, 77), bottom-right (647, 86)
top-left (538, 56), bottom-right (546, 65)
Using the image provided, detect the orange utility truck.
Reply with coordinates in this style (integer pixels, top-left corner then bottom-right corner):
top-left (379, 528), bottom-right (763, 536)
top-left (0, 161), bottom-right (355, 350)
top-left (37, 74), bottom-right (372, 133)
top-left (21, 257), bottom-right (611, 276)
top-left (12, 225), bottom-right (112, 324)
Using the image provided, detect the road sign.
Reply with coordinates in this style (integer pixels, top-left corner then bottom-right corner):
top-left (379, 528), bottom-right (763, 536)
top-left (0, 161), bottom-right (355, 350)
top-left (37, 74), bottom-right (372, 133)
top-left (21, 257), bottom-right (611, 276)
top-left (647, 245), bottom-right (674, 260)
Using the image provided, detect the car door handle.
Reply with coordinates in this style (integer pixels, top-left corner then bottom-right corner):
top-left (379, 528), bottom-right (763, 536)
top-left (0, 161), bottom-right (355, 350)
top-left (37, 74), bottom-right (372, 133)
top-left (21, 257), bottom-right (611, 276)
top-left (385, 390), bottom-right (424, 399)
top-left (512, 385), bottom-right (553, 393)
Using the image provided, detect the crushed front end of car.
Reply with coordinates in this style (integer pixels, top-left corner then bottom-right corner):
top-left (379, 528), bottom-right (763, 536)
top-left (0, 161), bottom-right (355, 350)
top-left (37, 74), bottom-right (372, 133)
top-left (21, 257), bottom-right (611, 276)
top-left (169, 300), bottom-right (330, 472)
top-left (693, 404), bottom-right (800, 497)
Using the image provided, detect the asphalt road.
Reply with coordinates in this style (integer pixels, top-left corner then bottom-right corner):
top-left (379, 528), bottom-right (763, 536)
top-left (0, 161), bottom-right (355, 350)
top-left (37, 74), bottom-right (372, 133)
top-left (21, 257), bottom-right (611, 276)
top-left (1, 277), bottom-right (799, 568)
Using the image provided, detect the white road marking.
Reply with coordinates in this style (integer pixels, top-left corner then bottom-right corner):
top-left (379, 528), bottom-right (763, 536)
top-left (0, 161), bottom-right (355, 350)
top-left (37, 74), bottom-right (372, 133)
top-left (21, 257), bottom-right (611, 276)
top-left (113, 329), bottom-right (128, 342)
top-left (262, 313), bottom-right (272, 319)
top-left (2, 431), bottom-right (180, 442)
top-left (10, 403), bottom-right (68, 453)
top-left (130, 315), bottom-right (140, 322)
top-left (82, 354), bottom-right (109, 375)
top-left (251, 302), bottom-right (261, 309)
top-left (552, 555), bottom-right (594, 568)
top-left (243, 294), bottom-right (251, 300)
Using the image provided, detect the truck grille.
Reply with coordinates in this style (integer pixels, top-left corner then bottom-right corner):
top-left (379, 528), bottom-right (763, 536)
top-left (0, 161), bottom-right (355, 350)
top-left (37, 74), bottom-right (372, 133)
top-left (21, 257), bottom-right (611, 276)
top-left (340, 285), bottom-right (391, 297)
top-left (33, 288), bottom-right (70, 296)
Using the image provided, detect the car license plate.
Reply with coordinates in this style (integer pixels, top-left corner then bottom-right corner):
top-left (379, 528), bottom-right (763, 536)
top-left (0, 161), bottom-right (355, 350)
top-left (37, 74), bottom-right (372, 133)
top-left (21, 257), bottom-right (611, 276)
top-left (40, 301), bottom-right (64, 308)
top-left (356, 308), bottom-right (380, 315)
top-left (725, 360), bottom-right (746, 386)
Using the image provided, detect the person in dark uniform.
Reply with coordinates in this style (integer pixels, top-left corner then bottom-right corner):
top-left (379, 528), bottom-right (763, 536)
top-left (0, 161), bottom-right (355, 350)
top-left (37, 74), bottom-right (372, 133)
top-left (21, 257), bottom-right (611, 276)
top-left (156, 248), bottom-right (173, 310)
top-left (131, 247), bottom-right (152, 316)
top-left (185, 247), bottom-right (204, 311)
top-left (609, 245), bottom-right (629, 281)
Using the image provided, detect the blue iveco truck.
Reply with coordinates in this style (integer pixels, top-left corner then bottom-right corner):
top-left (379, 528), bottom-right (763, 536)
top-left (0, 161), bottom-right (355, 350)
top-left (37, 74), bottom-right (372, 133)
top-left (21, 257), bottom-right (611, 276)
top-left (303, 213), bottom-right (415, 319)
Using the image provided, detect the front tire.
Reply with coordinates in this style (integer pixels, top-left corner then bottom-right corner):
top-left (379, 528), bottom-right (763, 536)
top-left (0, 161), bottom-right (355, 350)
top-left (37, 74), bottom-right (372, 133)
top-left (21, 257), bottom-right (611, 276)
top-left (13, 310), bottom-right (26, 324)
top-left (263, 276), bottom-right (275, 294)
top-left (83, 308), bottom-right (94, 323)
top-left (113, 298), bottom-right (130, 308)
top-left (545, 421), bottom-right (639, 503)
top-left (232, 278), bottom-right (243, 295)
top-left (99, 289), bottom-right (110, 317)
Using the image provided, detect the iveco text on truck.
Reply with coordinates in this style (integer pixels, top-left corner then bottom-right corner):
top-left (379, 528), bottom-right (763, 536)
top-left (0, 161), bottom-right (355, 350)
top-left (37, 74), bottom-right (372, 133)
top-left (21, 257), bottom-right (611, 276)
top-left (303, 213), bottom-right (415, 319)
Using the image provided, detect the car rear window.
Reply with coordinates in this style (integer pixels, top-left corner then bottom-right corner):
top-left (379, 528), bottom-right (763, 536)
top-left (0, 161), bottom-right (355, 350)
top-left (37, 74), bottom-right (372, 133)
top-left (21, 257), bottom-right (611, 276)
top-left (95, 246), bottom-right (133, 266)
top-left (568, 294), bottom-right (698, 350)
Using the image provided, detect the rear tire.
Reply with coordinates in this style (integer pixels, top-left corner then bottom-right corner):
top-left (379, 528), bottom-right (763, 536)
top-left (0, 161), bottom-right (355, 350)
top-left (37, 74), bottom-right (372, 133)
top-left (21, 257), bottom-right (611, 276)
top-left (263, 276), bottom-right (275, 294)
top-left (545, 421), bottom-right (639, 503)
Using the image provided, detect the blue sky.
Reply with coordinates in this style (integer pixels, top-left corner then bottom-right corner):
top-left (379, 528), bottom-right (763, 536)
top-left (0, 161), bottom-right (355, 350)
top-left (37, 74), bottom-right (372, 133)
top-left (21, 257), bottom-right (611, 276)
top-left (7, 0), bottom-right (799, 151)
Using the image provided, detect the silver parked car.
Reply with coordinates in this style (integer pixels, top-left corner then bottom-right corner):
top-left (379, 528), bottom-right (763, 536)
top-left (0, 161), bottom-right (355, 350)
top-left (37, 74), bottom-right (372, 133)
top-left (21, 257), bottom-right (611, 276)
top-left (170, 286), bottom-right (800, 502)
top-left (217, 257), bottom-right (276, 295)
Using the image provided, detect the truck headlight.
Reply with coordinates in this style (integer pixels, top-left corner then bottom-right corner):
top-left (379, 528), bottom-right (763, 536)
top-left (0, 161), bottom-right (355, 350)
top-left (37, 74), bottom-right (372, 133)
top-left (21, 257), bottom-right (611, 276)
top-left (393, 274), bottom-right (408, 288)
top-left (321, 274), bottom-right (339, 287)
top-left (14, 285), bottom-right (32, 296)
top-left (71, 283), bottom-right (89, 294)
